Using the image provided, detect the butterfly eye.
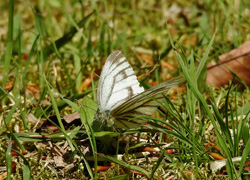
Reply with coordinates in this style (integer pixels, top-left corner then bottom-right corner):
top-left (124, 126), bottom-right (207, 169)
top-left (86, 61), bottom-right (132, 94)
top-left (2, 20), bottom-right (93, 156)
top-left (105, 110), bottom-right (110, 116)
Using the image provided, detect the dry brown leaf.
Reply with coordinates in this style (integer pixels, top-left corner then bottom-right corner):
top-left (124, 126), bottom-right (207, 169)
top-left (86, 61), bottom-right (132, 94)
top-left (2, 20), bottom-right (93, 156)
top-left (80, 76), bottom-right (91, 92)
top-left (161, 61), bottom-right (174, 70)
top-left (165, 149), bottom-right (177, 154)
top-left (79, 69), bottom-right (100, 92)
top-left (205, 142), bottom-right (220, 152)
top-left (26, 113), bottom-right (46, 130)
top-left (207, 41), bottom-right (250, 87)
top-left (5, 82), bottom-right (41, 99)
top-left (62, 164), bottom-right (75, 171)
top-left (11, 151), bottom-right (28, 157)
top-left (54, 156), bottom-right (67, 168)
top-left (92, 166), bottom-right (113, 172)
top-left (207, 152), bottom-right (226, 160)
top-left (63, 112), bottom-right (80, 124)
top-left (245, 161), bottom-right (250, 166)
top-left (22, 53), bottom-right (29, 61)
top-left (138, 53), bottom-right (154, 64)
top-left (26, 84), bottom-right (40, 99)
top-left (139, 146), bottom-right (159, 153)
top-left (11, 162), bottom-right (16, 173)
top-left (243, 166), bottom-right (250, 172)
top-left (0, 172), bottom-right (7, 179)
top-left (130, 170), bottom-right (147, 177)
top-left (4, 82), bottom-right (14, 91)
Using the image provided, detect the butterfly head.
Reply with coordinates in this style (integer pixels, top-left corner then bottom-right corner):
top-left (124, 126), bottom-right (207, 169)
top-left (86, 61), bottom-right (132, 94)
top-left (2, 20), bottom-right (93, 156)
top-left (92, 109), bottom-right (115, 131)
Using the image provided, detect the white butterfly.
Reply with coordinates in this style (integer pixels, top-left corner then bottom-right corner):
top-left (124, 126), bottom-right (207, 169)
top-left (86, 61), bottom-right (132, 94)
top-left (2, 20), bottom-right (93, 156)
top-left (93, 50), bottom-right (180, 130)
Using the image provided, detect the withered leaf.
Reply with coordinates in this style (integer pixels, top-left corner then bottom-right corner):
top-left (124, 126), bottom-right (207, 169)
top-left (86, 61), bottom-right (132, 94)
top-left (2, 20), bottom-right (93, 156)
top-left (63, 112), bottom-right (80, 124)
top-left (207, 41), bottom-right (250, 87)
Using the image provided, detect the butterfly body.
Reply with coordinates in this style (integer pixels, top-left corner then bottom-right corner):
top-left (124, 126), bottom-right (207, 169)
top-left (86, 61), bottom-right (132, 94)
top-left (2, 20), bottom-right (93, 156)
top-left (95, 109), bottom-right (114, 127)
top-left (93, 50), bottom-right (180, 130)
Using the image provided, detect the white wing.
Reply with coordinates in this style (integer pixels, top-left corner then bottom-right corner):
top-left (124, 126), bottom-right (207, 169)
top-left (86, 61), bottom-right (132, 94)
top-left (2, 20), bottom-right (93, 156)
top-left (111, 76), bottom-right (182, 129)
top-left (97, 50), bottom-right (144, 113)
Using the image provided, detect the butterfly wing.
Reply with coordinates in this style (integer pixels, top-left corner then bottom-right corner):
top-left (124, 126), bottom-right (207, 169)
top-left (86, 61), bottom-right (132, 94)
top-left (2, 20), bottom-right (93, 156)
top-left (97, 50), bottom-right (144, 113)
top-left (111, 76), bottom-right (182, 129)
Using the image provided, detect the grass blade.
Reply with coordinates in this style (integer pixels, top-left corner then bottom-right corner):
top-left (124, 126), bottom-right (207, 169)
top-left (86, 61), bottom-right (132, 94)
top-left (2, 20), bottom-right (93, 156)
top-left (2, 0), bottom-right (14, 87)
top-left (6, 136), bottom-right (12, 180)
top-left (97, 153), bottom-right (149, 178)
top-left (34, 91), bottom-right (91, 118)
top-left (10, 143), bottom-right (31, 180)
top-left (80, 107), bottom-right (98, 179)
top-left (0, 98), bottom-right (21, 134)
top-left (239, 138), bottom-right (250, 174)
top-left (43, 11), bottom-right (95, 57)
top-left (166, 23), bottom-right (239, 178)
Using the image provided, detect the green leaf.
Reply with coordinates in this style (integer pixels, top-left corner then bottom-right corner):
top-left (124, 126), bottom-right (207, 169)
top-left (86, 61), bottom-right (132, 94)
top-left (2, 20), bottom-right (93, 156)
top-left (239, 138), bottom-right (250, 174)
top-left (107, 174), bottom-right (128, 180)
top-left (73, 53), bottom-right (82, 91)
top-left (197, 65), bottom-right (207, 93)
top-left (98, 153), bottom-right (149, 178)
top-left (94, 131), bottom-right (120, 138)
top-left (34, 6), bottom-right (46, 38)
top-left (68, 126), bottom-right (81, 139)
top-left (0, 98), bottom-right (21, 134)
top-left (129, 141), bottom-right (147, 150)
top-left (2, 0), bottom-right (14, 87)
top-left (34, 91), bottom-right (90, 118)
top-left (197, 34), bottom-right (214, 93)
top-left (43, 11), bottom-right (95, 57)
top-left (82, 96), bottom-right (98, 125)
top-left (242, 123), bottom-right (250, 145)
top-left (6, 136), bottom-right (12, 180)
top-left (235, 103), bottom-right (250, 116)
top-left (199, 12), bottom-right (210, 44)
top-left (10, 145), bottom-right (31, 180)
top-left (99, 22), bottom-right (106, 57)
top-left (150, 151), bottom-right (164, 179)
top-left (79, 107), bottom-right (98, 178)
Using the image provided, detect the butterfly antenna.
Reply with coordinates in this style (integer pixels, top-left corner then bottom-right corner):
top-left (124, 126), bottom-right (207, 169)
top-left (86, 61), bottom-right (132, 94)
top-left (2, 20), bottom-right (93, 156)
top-left (138, 54), bottom-right (161, 79)
top-left (77, 102), bottom-right (98, 113)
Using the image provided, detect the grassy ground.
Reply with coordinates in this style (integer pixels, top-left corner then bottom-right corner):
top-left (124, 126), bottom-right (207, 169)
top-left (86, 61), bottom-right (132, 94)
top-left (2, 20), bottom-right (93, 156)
top-left (1, 0), bottom-right (250, 179)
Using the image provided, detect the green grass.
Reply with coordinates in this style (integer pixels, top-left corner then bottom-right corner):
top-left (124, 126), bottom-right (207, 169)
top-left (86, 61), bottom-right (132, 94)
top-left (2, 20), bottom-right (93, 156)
top-left (1, 0), bottom-right (250, 179)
